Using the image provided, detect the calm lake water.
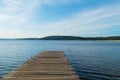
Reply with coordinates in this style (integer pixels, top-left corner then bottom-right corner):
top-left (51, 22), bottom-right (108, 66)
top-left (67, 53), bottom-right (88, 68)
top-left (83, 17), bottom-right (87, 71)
top-left (0, 40), bottom-right (120, 80)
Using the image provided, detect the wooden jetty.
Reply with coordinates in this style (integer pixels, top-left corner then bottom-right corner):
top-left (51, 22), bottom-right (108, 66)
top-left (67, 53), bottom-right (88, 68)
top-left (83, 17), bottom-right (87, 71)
top-left (2, 51), bottom-right (80, 80)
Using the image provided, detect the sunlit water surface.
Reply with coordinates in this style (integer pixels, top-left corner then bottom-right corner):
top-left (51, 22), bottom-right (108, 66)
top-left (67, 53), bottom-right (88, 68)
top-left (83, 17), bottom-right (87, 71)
top-left (0, 40), bottom-right (120, 80)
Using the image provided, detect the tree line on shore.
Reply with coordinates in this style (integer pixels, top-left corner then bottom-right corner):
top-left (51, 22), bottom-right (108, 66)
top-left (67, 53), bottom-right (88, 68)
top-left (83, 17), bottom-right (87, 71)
top-left (15, 36), bottom-right (120, 40)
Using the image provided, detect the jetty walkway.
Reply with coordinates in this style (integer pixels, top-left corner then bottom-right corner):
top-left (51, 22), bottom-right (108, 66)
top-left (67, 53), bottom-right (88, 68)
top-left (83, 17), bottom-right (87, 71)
top-left (2, 51), bottom-right (80, 80)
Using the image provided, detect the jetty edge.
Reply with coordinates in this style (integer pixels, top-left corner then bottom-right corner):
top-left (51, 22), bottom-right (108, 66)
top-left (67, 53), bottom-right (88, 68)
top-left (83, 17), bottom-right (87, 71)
top-left (2, 51), bottom-right (80, 80)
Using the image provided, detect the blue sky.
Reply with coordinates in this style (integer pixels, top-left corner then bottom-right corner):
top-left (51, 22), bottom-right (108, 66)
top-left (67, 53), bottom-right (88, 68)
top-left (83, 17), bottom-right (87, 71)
top-left (0, 0), bottom-right (120, 38)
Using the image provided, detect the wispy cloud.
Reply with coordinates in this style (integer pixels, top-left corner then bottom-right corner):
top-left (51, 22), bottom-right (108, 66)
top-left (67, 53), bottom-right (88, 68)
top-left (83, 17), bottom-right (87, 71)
top-left (0, 0), bottom-right (120, 38)
top-left (1, 0), bottom-right (40, 25)
top-left (32, 3), bottom-right (120, 37)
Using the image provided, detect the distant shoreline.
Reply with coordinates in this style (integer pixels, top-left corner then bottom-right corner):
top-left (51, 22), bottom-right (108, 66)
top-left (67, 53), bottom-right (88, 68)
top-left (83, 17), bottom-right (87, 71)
top-left (0, 36), bottom-right (120, 40)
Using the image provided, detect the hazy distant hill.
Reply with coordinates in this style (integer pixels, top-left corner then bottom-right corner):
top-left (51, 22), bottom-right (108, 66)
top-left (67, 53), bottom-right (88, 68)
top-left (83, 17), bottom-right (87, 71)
top-left (39, 36), bottom-right (120, 40)
top-left (1, 36), bottom-right (120, 40)
top-left (39, 36), bottom-right (86, 40)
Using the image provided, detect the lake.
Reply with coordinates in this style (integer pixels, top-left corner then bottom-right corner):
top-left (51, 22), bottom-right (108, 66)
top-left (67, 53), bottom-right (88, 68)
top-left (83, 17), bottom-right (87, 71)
top-left (0, 40), bottom-right (120, 80)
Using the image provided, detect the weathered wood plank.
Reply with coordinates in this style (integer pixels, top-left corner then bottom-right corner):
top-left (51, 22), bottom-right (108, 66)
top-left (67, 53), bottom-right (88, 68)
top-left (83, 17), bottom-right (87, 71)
top-left (2, 51), bottom-right (80, 80)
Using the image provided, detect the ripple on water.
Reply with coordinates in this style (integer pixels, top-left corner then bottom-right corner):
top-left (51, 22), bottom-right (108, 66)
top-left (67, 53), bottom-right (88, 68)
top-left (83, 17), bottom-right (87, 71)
top-left (0, 40), bottom-right (120, 80)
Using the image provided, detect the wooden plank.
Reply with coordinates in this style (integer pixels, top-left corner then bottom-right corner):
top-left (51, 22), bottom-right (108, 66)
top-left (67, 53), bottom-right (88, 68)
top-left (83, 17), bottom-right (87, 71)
top-left (2, 51), bottom-right (80, 80)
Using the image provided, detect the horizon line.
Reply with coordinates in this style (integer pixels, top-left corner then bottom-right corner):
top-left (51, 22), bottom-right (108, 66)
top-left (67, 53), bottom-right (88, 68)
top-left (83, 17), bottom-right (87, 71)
top-left (0, 35), bottom-right (120, 39)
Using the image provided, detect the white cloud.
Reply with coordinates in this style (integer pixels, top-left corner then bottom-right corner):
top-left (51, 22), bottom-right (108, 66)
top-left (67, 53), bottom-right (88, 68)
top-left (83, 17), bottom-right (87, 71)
top-left (0, 0), bottom-right (42, 38)
top-left (0, 29), bottom-right (21, 38)
top-left (0, 0), bottom-right (40, 24)
top-left (31, 4), bottom-right (120, 36)
top-left (0, 14), bottom-right (11, 21)
top-left (0, 0), bottom-right (120, 38)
